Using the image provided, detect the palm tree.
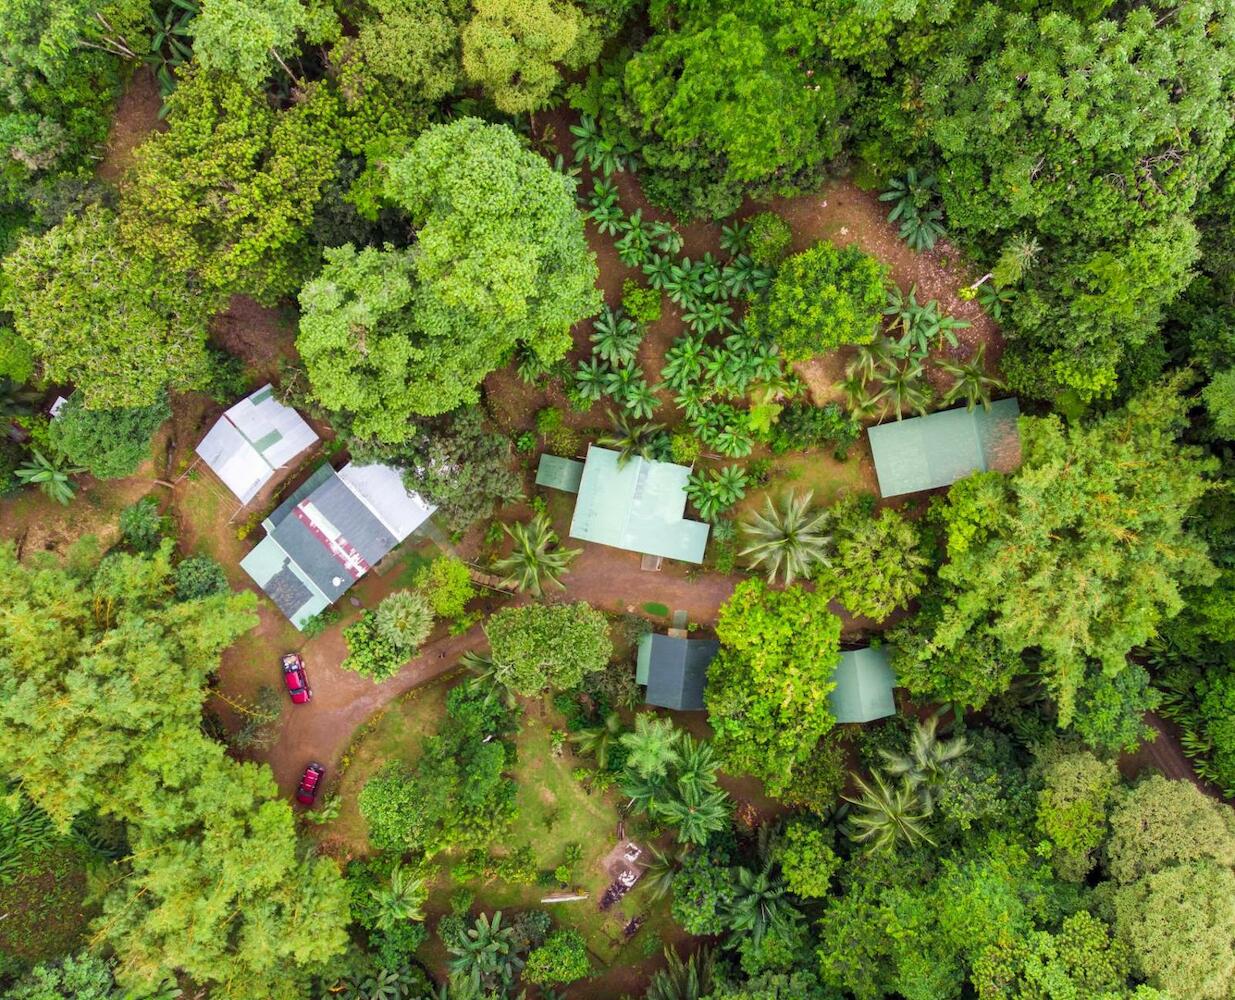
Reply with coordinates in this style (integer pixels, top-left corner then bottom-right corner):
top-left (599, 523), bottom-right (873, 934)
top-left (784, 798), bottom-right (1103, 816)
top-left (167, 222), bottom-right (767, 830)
top-left (491, 512), bottom-right (581, 597)
top-left (645, 946), bottom-right (715, 1000)
top-left (654, 780), bottom-right (730, 846)
top-left (675, 734), bottom-right (720, 793)
top-left (461, 651), bottom-right (518, 710)
top-left (848, 337), bottom-right (894, 385)
top-left (374, 590), bottom-right (434, 651)
top-left (938, 344), bottom-right (1005, 411)
top-left (842, 768), bottom-right (936, 855)
top-left (598, 411), bottom-right (667, 467)
top-left (620, 714), bottom-right (681, 780)
top-left (739, 491), bottom-right (832, 585)
top-left (447, 911), bottom-right (523, 993)
top-left (727, 862), bottom-right (797, 946)
top-left (639, 843), bottom-right (687, 903)
top-left (15, 448), bottom-right (84, 505)
top-left (570, 711), bottom-right (625, 769)
top-left (875, 358), bottom-right (932, 420)
top-left (369, 862), bottom-right (428, 931)
top-left (880, 714), bottom-right (969, 810)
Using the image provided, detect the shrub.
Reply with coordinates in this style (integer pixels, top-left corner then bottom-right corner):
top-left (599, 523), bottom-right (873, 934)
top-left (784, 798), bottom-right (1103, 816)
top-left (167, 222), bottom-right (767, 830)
top-left (776, 733), bottom-right (847, 815)
top-left (746, 242), bottom-right (887, 360)
top-left (342, 612), bottom-right (405, 681)
top-left (174, 555), bottom-right (230, 601)
top-left (118, 496), bottom-right (166, 551)
top-left (776, 817), bottom-right (840, 898)
top-left (414, 556), bottom-right (477, 618)
top-left (669, 431), bottom-right (702, 465)
top-left (622, 278), bottom-right (663, 325)
top-left (1034, 747), bottom-right (1118, 881)
top-left (767, 402), bottom-right (861, 459)
top-left (47, 394), bottom-right (170, 480)
top-left (485, 602), bottom-right (613, 695)
top-left (747, 212), bottom-right (793, 266)
top-left (525, 929), bottom-right (591, 985)
top-left (536, 406), bottom-right (583, 456)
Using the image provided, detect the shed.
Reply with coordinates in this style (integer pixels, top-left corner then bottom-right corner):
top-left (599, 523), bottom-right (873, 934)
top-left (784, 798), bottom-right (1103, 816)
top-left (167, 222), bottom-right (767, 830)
top-left (565, 446), bottom-right (710, 563)
top-left (535, 454), bottom-right (584, 493)
top-left (195, 385), bottom-right (319, 504)
top-left (828, 647), bottom-right (897, 724)
top-left (636, 632), bottom-right (718, 711)
top-left (240, 461), bottom-right (434, 628)
top-left (867, 398), bottom-right (1021, 498)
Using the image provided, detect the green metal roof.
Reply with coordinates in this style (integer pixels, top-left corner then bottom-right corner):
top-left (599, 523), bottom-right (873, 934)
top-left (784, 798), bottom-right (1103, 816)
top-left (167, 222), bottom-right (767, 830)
top-left (568, 446), bottom-right (710, 563)
top-left (867, 398), bottom-right (1022, 498)
top-left (636, 632), bottom-right (716, 711)
top-left (535, 454), bottom-right (584, 493)
top-left (828, 647), bottom-right (897, 724)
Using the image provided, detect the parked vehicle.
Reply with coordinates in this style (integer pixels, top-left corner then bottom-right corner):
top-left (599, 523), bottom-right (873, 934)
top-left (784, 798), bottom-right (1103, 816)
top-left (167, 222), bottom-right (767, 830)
top-left (282, 653), bottom-right (312, 704)
top-left (296, 763), bottom-right (325, 805)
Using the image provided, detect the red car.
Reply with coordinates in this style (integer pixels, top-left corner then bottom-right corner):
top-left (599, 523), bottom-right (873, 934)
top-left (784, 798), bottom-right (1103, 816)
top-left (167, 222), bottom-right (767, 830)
top-left (296, 763), bottom-right (325, 805)
top-left (282, 653), bottom-right (312, 704)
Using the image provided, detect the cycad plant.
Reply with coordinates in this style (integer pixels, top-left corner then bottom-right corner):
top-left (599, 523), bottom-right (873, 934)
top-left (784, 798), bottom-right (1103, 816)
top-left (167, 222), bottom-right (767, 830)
top-left (570, 711), bottom-right (625, 770)
top-left (880, 714), bottom-right (969, 810)
top-left (938, 344), bottom-right (1005, 411)
top-left (842, 768), bottom-right (936, 854)
top-left (739, 491), bottom-right (831, 585)
top-left (598, 412), bottom-right (667, 466)
top-left (492, 513), bottom-right (581, 598)
top-left (15, 448), bottom-right (84, 505)
top-left (369, 862), bottom-right (428, 931)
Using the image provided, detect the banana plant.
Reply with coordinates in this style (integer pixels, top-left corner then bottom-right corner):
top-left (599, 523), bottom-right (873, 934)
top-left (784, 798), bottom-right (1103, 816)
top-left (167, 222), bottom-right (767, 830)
top-left (938, 344), bottom-right (1005, 411)
top-left (586, 180), bottom-right (624, 235)
top-left (720, 220), bottom-right (751, 256)
top-left (682, 299), bottom-right (734, 335)
top-left (875, 358), bottom-right (932, 420)
top-left (615, 209), bottom-right (653, 267)
top-left (674, 385), bottom-right (709, 422)
top-left (569, 114), bottom-right (634, 175)
top-left (620, 379), bottom-right (659, 420)
top-left (698, 253), bottom-right (727, 301)
top-left (649, 219), bottom-right (684, 255)
top-left (15, 449), bottom-right (84, 505)
top-left (590, 306), bottom-right (642, 366)
top-left (573, 357), bottom-right (610, 403)
top-left (977, 282), bottom-right (1016, 321)
top-left (642, 253), bottom-right (675, 289)
top-left (603, 362), bottom-right (644, 400)
top-left (664, 258), bottom-right (705, 307)
top-left (661, 334), bottom-right (707, 391)
top-left (721, 254), bottom-right (760, 298)
top-left (899, 207), bottom-right (946, 251)
top-left (848, 337), bottom-right (894, 384)
top-left (686, 465), bottom-right (749, 521)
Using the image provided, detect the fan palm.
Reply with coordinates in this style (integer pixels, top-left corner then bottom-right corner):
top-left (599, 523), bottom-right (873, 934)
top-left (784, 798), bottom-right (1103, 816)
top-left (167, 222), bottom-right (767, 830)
top-left (15, 448), bottom-right (84, 505)
top-left (727, 862), bottom-right (797, 946)
top-left (491, 513), bottom-right (581, 598)
top-left (842, 768), bottom-right (936, 854)
top-left (620, 714), bottom-right (681, 780)
top-left (739, 491), bottom-right (831, 585)
top-left (938, 344), bottom-right (1005, 411)
top-left (645, 946), bottom-right (715, 1000)
top-left (570, 711), bottom-right (625, 769)
top-left (369, 862), bottom-right (428, 931)
top-left (598, 411), bottom-right (667, 466)
top-left (880, 714), bottom-right (969, 810)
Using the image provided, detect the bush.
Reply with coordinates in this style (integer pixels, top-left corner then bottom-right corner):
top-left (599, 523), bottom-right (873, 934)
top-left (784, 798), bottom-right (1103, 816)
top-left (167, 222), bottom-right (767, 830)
top-left (747, 211), bottom-right (793, 266)
top-left (767, 402), bottom-right (860, 458)
top-left (535, 406), bottom-right (582, 456)
top-left (621, 278), bottom-right (662, 325)
top-left (0, 438), bottom-right (23, 497)
top-left (524, 929), bottom-right (591, 985)
top-left (174, 555), bottom-right (230, 601)
top-left (118, 496), bottom-right (166, 551)
top-left (746, 242), bottom-right (887, 360)
top-left (47, 394), bottom-right (170, 480)
top-left (414, 556), bottom-right (477, 618)
top-left (341, 612), bottom-right (405, 681)
top-left (776, 817), bottom-right (840, 898)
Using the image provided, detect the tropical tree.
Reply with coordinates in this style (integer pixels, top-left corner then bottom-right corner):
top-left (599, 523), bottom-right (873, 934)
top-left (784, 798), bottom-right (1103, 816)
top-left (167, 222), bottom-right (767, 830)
top-left (620, 715), bottom-right (681, 780)
top-left (569, 711), bottom-right (624, 770)
top-left (880, 715), bottom-right (969, 810)
top-left (598, 412), bottom-right (667, 466)
top-left (492, 512), bottom-right (581, 598)
top-left (374, 591), bottom-right (435, 652)
top-left (15, 449), bottom-right (84, 504)
top-left (739, 491), bottom-right (831, 585)
top-left (639, 844), bottom-right (686, 903)
top-left (843, 769), bottom-right (936, 854)
top-left (726, 862), bottom-right (797, 947)
top-left (938, 344), bottom-right (1005, 411)
top-left (484, 602), bottom-right (611, 696)
top-left (447, 910), bottom-right (524, 994)
top-left (369, 863), bottom-right (428, 931)
top-left (653, 780), bottom-right (730, 847)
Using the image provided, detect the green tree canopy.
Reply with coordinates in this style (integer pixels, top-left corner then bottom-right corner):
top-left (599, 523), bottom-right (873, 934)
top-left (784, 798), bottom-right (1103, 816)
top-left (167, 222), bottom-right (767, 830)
top-left (191, 0), bottom-right (339, 88)
top-left (706, 579), bottom-right (841, 795)
top-left (1, 207), bottom-right (215, 408)
top-left (893, 378), bottom-right (1218, 722)
top-left (47, 393), bottom-right (171, 480)
top-left (484, 602), bottom-right (612, 696)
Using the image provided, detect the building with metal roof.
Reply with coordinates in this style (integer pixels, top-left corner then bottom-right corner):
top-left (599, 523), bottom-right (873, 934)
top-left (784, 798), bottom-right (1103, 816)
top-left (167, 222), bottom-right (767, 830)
top-left (636, 632), bottom-right (718, 711)
top-left (545, 446), bottom-right (709, 563)
top-left (195, 385), bottom-right (319, 504)
top-left (828, 646), bottom-right (897, 724)
top-left (535, 454), bottom-right (584, 493)
top-left (240, 461), bottom-right (435, 628)
top-left (867, 397), bottom-right (1022, 498)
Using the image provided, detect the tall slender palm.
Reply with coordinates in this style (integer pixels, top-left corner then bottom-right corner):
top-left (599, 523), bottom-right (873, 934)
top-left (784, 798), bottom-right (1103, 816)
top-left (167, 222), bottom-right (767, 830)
top-left (369, 862), bottom-right (428, 931)
top-left (598, 411), bottom-right (667, 467)
top-left (491, 512), bottom-right (581, 598)
top-left (880, 714), bottom-right (969, 810)
top-left (739, 491), bottom-right (832, 585)
top-left (645, 946), bottom-right (715, 1000)
top-left (726, 862), bottom-right (797, 946)
top-left (447, 911), bottom-right (523, 993)
top-left (938, 344), bottom-right (1005, 411)
top-left (842, 769), bottom-right (936, 855)
top-left (570, 711), bottom-right (625, 769)
top-left (620, 714), bottom-right (681, 780)
top-left (675, 734), bottom-right (720, 793)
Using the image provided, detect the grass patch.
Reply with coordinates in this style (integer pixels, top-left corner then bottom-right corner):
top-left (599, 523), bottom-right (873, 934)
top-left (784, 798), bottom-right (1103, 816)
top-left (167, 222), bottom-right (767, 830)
top-left (641, 602), bottom-right (669, 618)
top-left (0, 844), bottom-right (96, 967)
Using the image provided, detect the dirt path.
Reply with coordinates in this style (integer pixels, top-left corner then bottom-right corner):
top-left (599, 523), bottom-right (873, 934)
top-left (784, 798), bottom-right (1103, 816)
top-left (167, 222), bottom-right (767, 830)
top-left (1119, 711), bottom-right (1224, 799)
top-left (96, 67), bottom-right (163, 184)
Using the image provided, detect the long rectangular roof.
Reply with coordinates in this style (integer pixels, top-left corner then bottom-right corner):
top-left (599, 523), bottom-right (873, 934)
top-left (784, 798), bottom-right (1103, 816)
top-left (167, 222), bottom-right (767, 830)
top-left (569, 446), bottom-right (710, 563)
top-left (194, 384), bottom-right (318, 504)
top-left (867, 397), bottom-right (1021, 498)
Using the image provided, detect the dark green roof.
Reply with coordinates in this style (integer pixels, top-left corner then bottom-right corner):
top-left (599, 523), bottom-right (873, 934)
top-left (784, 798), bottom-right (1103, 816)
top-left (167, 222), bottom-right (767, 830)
top-left (867, 398), bottom-right (1022, 498)
top-left (636, 633), bottom-right (717, 711)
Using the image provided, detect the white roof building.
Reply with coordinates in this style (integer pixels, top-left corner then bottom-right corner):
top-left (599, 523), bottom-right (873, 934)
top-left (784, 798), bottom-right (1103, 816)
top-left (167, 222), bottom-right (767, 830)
top-left (195, 385), bottom-right (319, 504)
